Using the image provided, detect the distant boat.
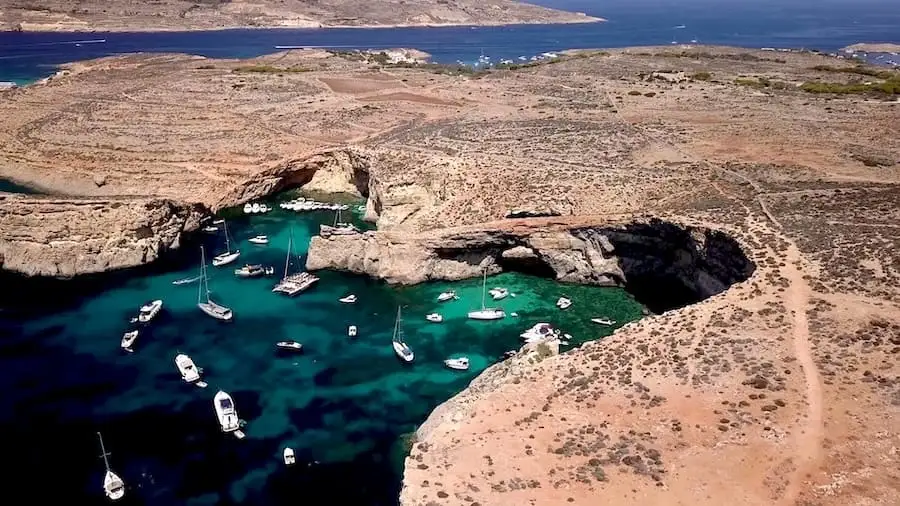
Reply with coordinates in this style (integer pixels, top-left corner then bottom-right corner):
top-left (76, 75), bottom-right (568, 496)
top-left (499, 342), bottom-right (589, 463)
top-left (437, 291), bottom-right (457, 302)
top-left (283, 447), bottom-right (296, 465)
top-left (276, 341), bottom-right (303, 351)
top-left (97, 432), bottom-right (125, 501)
top-left (520, 322), bottom-right (559, 343)
top-left (201, 225), bottom-right (218, 233)
top-left (331, 208), bottom-right (359, 232)
top-left (489, 287), bottom-right (509, 300)
top-left (444, 357), bottom-right (470, 371)
top-left (120, 330), bottom-right (138, 352)
top-left (391, 306), bottom-right (414, 363)
top-left (212, 221), bottom-right (240, 267)
top-left (243, 203), bottom-right (252, 214)
top-left (467, 269), bottom-right (505, 320)
top-left (248, 235), bottom-right (269, 245)
top-left (348, 325), bottom-right (358, 337)
top-left (137, 300), bottom-right (163, 323)
top-left (591, 317), bottom-right (616, 326)
top-left (214, 390), bottom-right (243, 438)
top-left (197, 246), bottom-right (234, 321)
top-left (172, 275), bottom-right (200, 286)
top-left (234, 264), bottom-right (273, 278)
top-left (175, 354), bottom-right (207, 388)
top-left (339, 294), bottom-right (357, 303)
top-left (556, 297), bottom-right (572, 310)
top-left (426, 313), bottom-right (443, 323)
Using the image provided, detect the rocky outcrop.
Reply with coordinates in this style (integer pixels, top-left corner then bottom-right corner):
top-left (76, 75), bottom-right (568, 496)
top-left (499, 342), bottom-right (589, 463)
top-left (0, 196), bottom-right (204, 277)
top-left (307, 218), bottom-right (755, 312)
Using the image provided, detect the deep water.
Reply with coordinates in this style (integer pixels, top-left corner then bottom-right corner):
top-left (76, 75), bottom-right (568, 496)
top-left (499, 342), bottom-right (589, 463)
top-left (0, 197), bottom-right (645, 505)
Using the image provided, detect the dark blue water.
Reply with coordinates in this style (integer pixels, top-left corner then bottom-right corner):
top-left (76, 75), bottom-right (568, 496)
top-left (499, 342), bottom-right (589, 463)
top-left (1, 0), bottom-right (898, 83)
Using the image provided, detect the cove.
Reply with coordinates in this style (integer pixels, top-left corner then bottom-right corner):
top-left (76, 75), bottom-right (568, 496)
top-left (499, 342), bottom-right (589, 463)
top-left (0, 195), bottom-right (646, 505)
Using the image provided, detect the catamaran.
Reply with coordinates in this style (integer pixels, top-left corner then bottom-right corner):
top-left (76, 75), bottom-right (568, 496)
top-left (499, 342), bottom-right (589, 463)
top-left (272, 228), bottom-right (319, 296)
top-left (97, 432), bottom-right (125, 501)
top-left (137, 299), bottom-right (162, 323)
top-left (120, 330), bottom-right (139, 352)
top-left (197, 246), bottom-right (234, 321)
top-left (214, 390), bottom-right (244, 438)
top-left (467, 269), bottom-right (505, 321)
top-left (212, 221), bottom-right (240, 267)
top-left (391, 306), bottom-right (414, 363)
top-left (175, 354), bottom-right (207, 388)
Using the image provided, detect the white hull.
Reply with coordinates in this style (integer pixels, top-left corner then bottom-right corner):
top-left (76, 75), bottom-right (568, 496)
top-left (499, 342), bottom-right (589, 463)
top-left (437, 291), bottom-right (456, 302)
top-left (591, 318), bottom-right (616, 326)
top-left (467, 309), bottom-right (505, 320)
top-left (339, 295), bottom-right (357, 303)
top-left (249, 236), bottom-right (268, 245)
top-left (214, 390), bottom-right (240, 433)
top-left (172, 276), bottom-right (200, 285)
top-left (556, 297), bottom-right (572, 309)
top-left (444, 358), bottom-right (470, 370)
top-left (393, 340), bottom-right (414, 362)
top-left (284, 447), bottom-right (296, 465)
top-left (104, 470), bottom-right (125, 501)
top-left (175, 354), bottom-right (201, 383)
top-left (243, 203), bottom-right (253, 214)
top-left (276, 341), bottom-right (303, 351)
top-left (426, 313), bottom-right (443, 323)
top-left (137, 300), bottom-right (163, 323)
top-left (489, 288), bottom-right (509, 300)
top-left (121, 331), bottom-right (138, 351)
top-left (348, 325), bottom-right (358, 337)
top-left (212, 251), bottom-right (241, 267)
top-left (198, 301), bottom-right (233, 321)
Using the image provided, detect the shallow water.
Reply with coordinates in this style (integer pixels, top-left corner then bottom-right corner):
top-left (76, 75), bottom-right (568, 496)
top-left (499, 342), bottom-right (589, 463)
top-left (0, 197), bottom-right (644, 505)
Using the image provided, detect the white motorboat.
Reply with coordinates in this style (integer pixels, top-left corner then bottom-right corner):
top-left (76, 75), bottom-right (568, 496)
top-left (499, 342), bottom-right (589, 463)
top-left (556, 297), bottom-right (572, 310)
top-left (202, 225), bottom-right (218, 233)
top-left (426, 313), bottom-right (443, 323)
top-left (259, 204), bottom-right (270, 213)
top-left (248, 235), bottom-right (269, 245)
top-left (489, 287), bottom-right (509, 300)
top-left (172, 275), bottom-right (200, 286)
top-left (591, 317), bottom-right (616, 326)
top-left (137, 299), bottom-right (163, 323)
top-left (283, 447), bottom-right (296, 466)
top-left (467, 269), bottom-right (505, 321)
top-left (97, 432), bottom-right (125, 501)
top-left (234, 264), bottom-right (271, 278)
top-left (197, 247), bottom-right (234, 321)
top-left (444, 357), bottom-right (470, 371)
top-left (175, 353), bottom-right (206, 387)
top-left (212, 221), bottom-right (240, 267)
top-left (214, 390), bottom-right (241, 434)
top-left (120, 330), bottom-right (138, 352)
top-left (520, 322), bottom-right (559, 343)
top-left (212, 219), bottom-right (225, 225)
top-left (391, 306), bottom-right (414, 363)
top-left (437, 291), bottom-right (457, 302)
top-left (339, 294), bottom-right (357, 303)
top-left (276, 341), bottom-right (303, 351)
top-left (273, 228), bottom-right (319, 296)
top-left (243, 203), bottom-right (253, 214)
top-left (348, 325), bottom-right (358, 337)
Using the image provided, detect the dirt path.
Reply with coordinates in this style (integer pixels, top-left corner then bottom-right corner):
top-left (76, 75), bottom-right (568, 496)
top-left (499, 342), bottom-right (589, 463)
top-left (777, 243), bottom-right (825, 506)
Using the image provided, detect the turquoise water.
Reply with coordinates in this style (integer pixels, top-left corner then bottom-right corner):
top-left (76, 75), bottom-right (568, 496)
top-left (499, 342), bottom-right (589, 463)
top-left (0, 198), bottom-right (644, 504)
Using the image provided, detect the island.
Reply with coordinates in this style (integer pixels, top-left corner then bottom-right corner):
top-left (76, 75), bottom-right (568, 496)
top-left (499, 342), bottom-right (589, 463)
top-left (0, 0), bottom-right (601, 32)
top-left (1, 46), bottom-right (898, 505)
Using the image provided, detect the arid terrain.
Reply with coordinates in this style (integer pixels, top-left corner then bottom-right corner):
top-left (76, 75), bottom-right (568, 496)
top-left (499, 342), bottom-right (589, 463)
top-left (0, 0), bottom-right (600, 31)
top-left (1, 46), bottom-right (898, 505)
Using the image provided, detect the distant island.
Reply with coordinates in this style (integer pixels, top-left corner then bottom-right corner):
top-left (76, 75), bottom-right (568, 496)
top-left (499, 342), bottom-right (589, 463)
top-left (842, 43), bottom-right (900, 53)
top-left (0, 0), bottom-right (602, 32)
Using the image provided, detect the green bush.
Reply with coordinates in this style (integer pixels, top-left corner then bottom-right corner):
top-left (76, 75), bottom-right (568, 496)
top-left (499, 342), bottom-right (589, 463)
top-left (691, 71), bottom-right (712, 81)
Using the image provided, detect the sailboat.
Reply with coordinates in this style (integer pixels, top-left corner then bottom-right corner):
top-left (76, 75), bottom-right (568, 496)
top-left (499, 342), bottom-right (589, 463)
top-left (272, 228), bottom-right (319, 296)
top-left (391, 306), bottom-right (414, 363)
top-left (332, 208), bottom-right (359, 233)
top-left (197, 246), bottom-right (234, 321)
top-left (467, 269), bottom-right (506, 320)
top-left (97, 432), bottom-right (125, 501)
top-left (212, 221), bottom-right (240, 267)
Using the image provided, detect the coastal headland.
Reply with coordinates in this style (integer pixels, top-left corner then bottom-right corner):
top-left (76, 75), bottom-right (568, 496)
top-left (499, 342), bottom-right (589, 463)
top-left (0, 0), bottom-right (601, 32)
top-left (0, 45), bottom-right (898, 505)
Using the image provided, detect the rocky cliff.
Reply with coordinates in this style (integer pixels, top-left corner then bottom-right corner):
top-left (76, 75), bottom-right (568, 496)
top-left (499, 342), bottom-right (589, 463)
top-left (0, 196), bottom-right (204, 277)
top-left (306, 217), bottom-right (755, 312)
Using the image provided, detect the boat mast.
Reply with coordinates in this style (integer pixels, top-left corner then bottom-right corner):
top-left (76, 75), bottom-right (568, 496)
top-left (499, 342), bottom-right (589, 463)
top-left (97, 432), bottom-right (111, 471)
top-left (223, 221), bottom-right (231, 254)
top-left (283, 228), bottom-right (293, 280)
top-left (480, 268), bottom-right (487, 310)
top-left (199, 246), bottom-right (210, 304)
top-left (393, 306), bottom-right (402, 342)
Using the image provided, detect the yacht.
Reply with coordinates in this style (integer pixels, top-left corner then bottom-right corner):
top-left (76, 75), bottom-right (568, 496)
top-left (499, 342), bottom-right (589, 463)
top-left (272, 228), bottom-right (319, 296)
top-left (591, 317), bottom-right (616, 326)
top-left (175, 354), bottom-right (207, 387)
top-left (276, 341), bottom-right (303, 351)
top-left (556, 297), bottom-right (572, 310)
top-left (197, 246), bottom-right (234, 321)
top-left (437, 291), bottom-right (457, 302)
top-left (137, 300), bottom-right (163, 323)
top-left (391, 306), bottom-right (414, 363)
top-left (234, 264), bottom-right (273, 278)
top-left (339, 294), bottom-right (357, 303)
top-left (97, 432), bottom-right (125, 501)
top-left (444, 357), bottom-right (470, 371)
top-left (120, 330), bottom-right (139, 352)
top-left (214, 390), bottom-right (243, 437)
top-left (348, 325), bottom-right (358, 337)
top-left (489, 287), bottom-right (509, 300)
top-left (212, 221), bottom-right (240, 267)
top-left (467, 269), bottom-right (505, 321)
top-left (248, 235), bottom-right (269, 245)
top-left (520, 322), bottom-right (559, 343)
top-left (283, 447), bottom-right (296, 466)
top-left (426, 313), bottom-right (443, 323)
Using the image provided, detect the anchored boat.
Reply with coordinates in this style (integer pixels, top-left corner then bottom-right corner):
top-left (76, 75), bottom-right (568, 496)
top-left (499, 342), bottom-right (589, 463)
top-left (214, 390), bottom-right (244, 438)
top-left (272, 228), bottom-right (319, 296)
top-left (97, 432), bottom-right (125, 501)
top-left (391, 306), bottom-right (414, 363)
top-left (276, 341), bottom-right (303, 351)
top-left (234, 264), bottom-right (273, 278)
top-left (137, 299), bottom-right (162, 323)
top-left (437, 291), bottom-right (457, 302)
top-left (248, 235), bottom-right (269, 245)
top-left (120, 330), bottom-right (139, 352)
top-left (426, 313), bottom-right (443, 323)
top-left (212, 221), bottom-right (240, 267)
top-left (444, 357), bottom-right (470, 371)
top-left (197, 246), bottom-right (234, 321)
top-left (467, 270), bottom-right (505, 321)
top-left (283, 447), bottom-right (296, 465)
top-left (175, 354), bottom-right (207, 388)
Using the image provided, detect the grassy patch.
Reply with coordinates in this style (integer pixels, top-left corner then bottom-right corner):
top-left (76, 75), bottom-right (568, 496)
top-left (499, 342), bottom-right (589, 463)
top-left (810, 64), bottom-right (897, 80)
top-left (691, 71), bottom-right (713, 81)
top-left (800, 76), bottom-right (900, 96)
